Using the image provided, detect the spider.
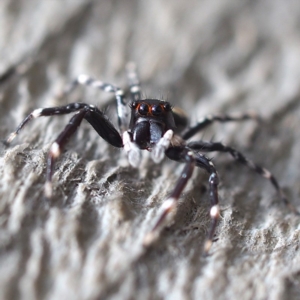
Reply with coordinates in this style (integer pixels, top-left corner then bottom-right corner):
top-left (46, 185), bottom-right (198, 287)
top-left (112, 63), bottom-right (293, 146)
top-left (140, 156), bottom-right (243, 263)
top-left (5, 63), bottom-right (298, 254)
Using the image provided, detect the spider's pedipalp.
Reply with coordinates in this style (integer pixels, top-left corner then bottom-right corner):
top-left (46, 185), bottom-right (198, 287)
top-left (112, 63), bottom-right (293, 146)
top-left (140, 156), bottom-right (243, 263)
top-left (123, 131), bottom-right (141, 168)
top-left (151, 129), bottom-right (174, 163)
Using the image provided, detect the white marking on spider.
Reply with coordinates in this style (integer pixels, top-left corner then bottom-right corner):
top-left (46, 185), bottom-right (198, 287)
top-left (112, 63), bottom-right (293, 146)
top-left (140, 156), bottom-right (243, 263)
top-left (118, 105), bottom-right (128, 124)
top-left (77, 74), bottom-right (90, 84)
top-left (204, 240), bottom-right (213, 254)
top-left (116, 90), bottom-right (124, 96)
top-left (50, 142), bottom-right (60, 158)
top-left (44, 181), bottom-right (52, 199)
top-left (130, 86), bottom-right (140, 93)
top-left (262, 168), bottom-right (272, 179)
top-left (123, 132), bottom-right (141, 168)
top-left (187, 151), bottom-right (194, 157)
top-left (151, 130), bottom-right (174, 163)
top-left (209, 161), bottom-right (215, 167)
top-left (143, 230), bottom-right (158, 247)
top-left (92, 81), bottom-right (104, 88)
top-left (143, 198), bottom-right (177, 247)
top-left (6, 132), bottom-right (17, 143)
top-left (158, 197), bottom-right (178, 224)
top-left (161, 197), bottom-right (176, 211)
top-left (104, 85), bottom-right (113, 92)
top-left (210, 205), bottom-right (220, 218)
top-left (32, 108), bottom-right (43, 118)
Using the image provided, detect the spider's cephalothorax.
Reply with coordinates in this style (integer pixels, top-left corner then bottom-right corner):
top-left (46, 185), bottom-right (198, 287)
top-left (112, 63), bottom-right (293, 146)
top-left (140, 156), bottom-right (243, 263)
top-left (128, 99), bottom-right (176, 150)
top-left (5, 63), bottom-right (298, 255)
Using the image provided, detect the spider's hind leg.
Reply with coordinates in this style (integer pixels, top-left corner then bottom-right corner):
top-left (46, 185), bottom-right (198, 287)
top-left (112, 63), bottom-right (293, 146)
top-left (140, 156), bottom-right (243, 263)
top-left (187, 140), bottom-right (299, 214)
top-left (182, 111), bottom-right (258, 140)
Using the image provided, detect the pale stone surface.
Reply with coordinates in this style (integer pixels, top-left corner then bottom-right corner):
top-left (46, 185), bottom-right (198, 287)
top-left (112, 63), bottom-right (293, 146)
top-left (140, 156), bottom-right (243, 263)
top-left (1, 1), bottom-right (300, 299)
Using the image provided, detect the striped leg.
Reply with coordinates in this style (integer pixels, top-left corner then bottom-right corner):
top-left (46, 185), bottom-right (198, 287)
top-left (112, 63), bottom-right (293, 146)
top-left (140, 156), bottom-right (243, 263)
top-left (56, 74), bottom-right (128, 132)
top-left (6, 103), bottom-right (90, 144)
top-left (195, 152), bottom-right (220, 254)
top-left (5, 103), bottom-right (123, 147)
top-left (5, 103), bottom-right (123, 198)
top-left (126, 62), bottom-right (141, 101)
top-left (182, 111), bottom-right (258, 140)
top-left (187, 141), bottom-right (299, 214)
top-left (143, 148), bottom-right (195, 246)
top-left (43, 106), bottom-right (122, 198)
top-left (45, 109), bottom-right (87, 198)
top-left (143, 146), bottom-right (220, 255)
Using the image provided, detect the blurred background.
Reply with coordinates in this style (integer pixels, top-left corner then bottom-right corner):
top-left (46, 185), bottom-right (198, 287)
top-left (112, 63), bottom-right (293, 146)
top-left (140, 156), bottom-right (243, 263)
top-left (0, 0), bottom-right (300, 299)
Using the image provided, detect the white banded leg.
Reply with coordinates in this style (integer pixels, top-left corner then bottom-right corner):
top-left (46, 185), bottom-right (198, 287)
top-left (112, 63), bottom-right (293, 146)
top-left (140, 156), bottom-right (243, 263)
top-left (5, 103), bottom-right (91, 144)
top-left (44, 109), bottom-right (87, 198)
top-left (188, 140), bottom-right (299, 215)
top-left (126, 62), bottom-right (141, 101)
top-left (182, 111), bottom-right (258, 140)
top-left (143, 150), bottom-right (195, 246)
top-left (56, 74), bottom-right (128, 133)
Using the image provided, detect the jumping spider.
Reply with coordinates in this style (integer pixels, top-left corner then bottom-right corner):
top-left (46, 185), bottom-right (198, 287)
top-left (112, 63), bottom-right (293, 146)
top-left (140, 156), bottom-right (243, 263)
top-left (5, 63), bottom-right (298, 254)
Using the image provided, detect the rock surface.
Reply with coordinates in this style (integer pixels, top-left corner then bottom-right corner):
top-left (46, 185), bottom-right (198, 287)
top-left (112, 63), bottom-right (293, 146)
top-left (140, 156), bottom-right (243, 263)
top-left (0, 1), bottom-right (300, 299)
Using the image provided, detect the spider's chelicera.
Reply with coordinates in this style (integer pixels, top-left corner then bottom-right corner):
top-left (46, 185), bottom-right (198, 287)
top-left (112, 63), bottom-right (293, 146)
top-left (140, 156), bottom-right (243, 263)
top-left (5, 63), bottom-right (298, 254)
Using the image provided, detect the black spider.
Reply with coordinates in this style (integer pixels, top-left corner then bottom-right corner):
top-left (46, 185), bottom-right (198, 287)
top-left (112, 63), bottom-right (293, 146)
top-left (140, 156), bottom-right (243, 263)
top-left (5, 63), bottom-right (298, 254)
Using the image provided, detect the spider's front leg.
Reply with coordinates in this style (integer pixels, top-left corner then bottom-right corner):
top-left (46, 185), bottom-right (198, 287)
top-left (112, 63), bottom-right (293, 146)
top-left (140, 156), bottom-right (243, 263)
top-left (45, 108), bottom-right (87, 198)
top-left (143, 146), bottom-right (220, 255)
top-left (6, 103), bottom-right (123, 198)
top-left (5, 103), bottom-right (90, 144)
top-left (45, 107), bottom-right (123, 198)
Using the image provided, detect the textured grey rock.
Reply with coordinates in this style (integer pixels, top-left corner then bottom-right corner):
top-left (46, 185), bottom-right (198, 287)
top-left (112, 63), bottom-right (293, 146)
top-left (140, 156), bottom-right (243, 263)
top-left (0, 0), bottom-right (300, 299)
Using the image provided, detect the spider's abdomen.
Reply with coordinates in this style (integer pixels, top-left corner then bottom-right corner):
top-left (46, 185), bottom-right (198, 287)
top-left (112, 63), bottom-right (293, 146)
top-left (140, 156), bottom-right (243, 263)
top-left (129, 99), bottom-right (176, 149)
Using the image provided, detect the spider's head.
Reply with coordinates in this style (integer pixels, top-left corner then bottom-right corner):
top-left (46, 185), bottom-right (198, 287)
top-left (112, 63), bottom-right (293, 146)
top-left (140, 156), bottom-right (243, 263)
top-left (128, 99), bottom-right (176, 149)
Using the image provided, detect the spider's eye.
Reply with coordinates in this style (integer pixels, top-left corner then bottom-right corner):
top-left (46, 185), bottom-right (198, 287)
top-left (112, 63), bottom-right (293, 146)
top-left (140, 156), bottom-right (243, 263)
top-left (163, 103), bottom-right (171, 111)
top-left (138, 103), bottom-right (149, 115)
top-left (151, 105), bottom-right (163, 116)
